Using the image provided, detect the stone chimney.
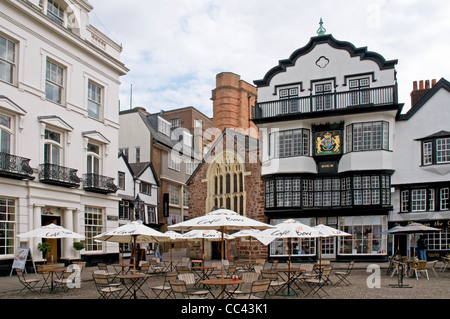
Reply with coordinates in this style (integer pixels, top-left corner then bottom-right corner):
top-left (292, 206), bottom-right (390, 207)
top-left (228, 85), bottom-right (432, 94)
top-left (411, 79), bottom-right (436, 107)
top-left (211, 72), bottom-right (258, 138)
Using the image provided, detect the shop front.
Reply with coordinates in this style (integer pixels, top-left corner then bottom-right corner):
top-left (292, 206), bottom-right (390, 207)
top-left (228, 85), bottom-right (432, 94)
top-left (267, 215), bottom-right (388, 262)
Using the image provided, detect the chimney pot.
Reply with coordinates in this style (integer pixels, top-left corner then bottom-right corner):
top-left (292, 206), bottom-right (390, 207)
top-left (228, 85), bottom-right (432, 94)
top-left (413, 81), bottom-right (418, 91)
top-left (419, 80), bottom-right (424, 90)
top-left (432, 79), bottom-right (436, 87)
top-left (425, 80), bottom-right (430, 89)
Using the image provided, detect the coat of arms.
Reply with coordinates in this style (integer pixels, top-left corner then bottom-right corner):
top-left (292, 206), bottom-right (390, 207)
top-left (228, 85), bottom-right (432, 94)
top-left (316, 132), bottom-right (340, 155)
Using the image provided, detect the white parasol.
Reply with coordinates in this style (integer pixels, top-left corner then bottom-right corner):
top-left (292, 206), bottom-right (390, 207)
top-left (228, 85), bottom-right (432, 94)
top-left (168, 209), bottom-right (273, 278)
top-left (94, 221), bottom-right (170, 272)
top-left (258, 219), bottom-right (324, 270)
top-left (312, 224), bottom-right (351, 267)
top-left (387, 222), bottom-right (441, 258)
top-left (17, 223), bottom-right (85, 239)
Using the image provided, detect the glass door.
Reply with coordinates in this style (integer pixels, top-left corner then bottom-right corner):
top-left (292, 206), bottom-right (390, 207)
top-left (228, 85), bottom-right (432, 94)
top-left (318, 217), bottom-right (337, 259)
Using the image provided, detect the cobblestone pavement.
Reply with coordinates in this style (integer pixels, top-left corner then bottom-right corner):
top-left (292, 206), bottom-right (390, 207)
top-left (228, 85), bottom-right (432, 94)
top-left (1, 262), bottom-right (449, 300)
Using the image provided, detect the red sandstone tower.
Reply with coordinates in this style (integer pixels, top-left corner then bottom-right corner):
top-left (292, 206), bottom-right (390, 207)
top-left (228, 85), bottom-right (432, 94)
top-left (211, 72), bottom-right (258, 138)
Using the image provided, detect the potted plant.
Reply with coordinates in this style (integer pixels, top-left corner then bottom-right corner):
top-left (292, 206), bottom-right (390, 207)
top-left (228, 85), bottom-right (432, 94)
top-left (72, 241), bottom-right (86, 271)
top-left (37, 242), bottom-right (51, 263)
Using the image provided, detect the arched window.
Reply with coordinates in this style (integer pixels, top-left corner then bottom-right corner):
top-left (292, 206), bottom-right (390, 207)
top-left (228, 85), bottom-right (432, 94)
top-left (207, 151), bottom-right (246, 215)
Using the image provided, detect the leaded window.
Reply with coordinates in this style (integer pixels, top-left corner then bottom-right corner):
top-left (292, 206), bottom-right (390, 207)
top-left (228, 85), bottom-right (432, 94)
top-left (271, 129), bottom-right (310, 158)
top-left (346, 121), bottom-right (389, 152)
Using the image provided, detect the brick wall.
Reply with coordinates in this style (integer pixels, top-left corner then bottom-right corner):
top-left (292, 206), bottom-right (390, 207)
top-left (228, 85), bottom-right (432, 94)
top-left (188, 136), bottom-right (268, 260)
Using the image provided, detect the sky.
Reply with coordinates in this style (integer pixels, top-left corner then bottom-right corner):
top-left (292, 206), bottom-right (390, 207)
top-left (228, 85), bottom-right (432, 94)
top-left (88, 0), bottom-right (450, 118)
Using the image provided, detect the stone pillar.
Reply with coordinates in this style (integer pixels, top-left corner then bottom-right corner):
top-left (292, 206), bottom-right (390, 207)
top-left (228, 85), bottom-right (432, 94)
top-left (63, 208), bottom-right (75, 260)
top-left (32, 205), bottom-right (43, 261)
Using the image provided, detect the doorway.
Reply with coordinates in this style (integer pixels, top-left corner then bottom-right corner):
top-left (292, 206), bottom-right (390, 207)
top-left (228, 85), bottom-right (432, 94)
top-left (318, 217), bottom-right (337, 260)
top-left (41, 216), bottom-right (61, 263)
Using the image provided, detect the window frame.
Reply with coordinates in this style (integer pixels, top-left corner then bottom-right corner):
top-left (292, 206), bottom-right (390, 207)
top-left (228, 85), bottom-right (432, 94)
top-left (87, 80), bottom-right (103, 120)
top-left (0, 113), bottom-right (12, 154)
top-left (84, 206), bottom-right (103, 252)
top-left (346, 121), bottom-right (389, 152)
top-left (45, 59), bottom-right (65, 104)
top-left (271, 128), bottom-right (310, 158)
top-left (0, 34), bottom-right (16, 85)
top-left (43, 128), bottom-right (62, 165)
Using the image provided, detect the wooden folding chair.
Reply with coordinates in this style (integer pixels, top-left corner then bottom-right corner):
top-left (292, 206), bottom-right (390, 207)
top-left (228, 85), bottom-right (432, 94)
top-left (305, 266), bottom-right (332, 298)
top-left (151, 272), bottom-right (178, 299)
top-left (334, 261), bottom-right (354, 286)
top-left (15, 268), bottom-right (41, 295)
top-left (234, 280), bottom-right (270, 299)
top-left (170, 280), bottom-right (207, 299)
top-left (92, 272), bottom-right (123, 299)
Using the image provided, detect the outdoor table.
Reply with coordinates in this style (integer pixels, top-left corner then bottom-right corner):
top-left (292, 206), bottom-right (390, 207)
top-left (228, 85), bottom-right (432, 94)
top-left (191, 266), bottom-right (216, 284)
top-left (199, 278), bottom-right (243, 299)
top-left (116, 273), bottom-right (151, 299)
top-left (112, 263), bottom-right (133, 275)
top-left (277, 268), bottom-right (304, 296)
top-left (37, 266), bottom-right (66, 293)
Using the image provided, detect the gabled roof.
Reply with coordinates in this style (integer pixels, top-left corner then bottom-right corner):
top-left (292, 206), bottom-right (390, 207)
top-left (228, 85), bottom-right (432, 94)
top-left (254, 34), bottom-right (398, 87)
top-left (397, 78), bottom-right (450, 120)
top-left (129, 161), bottom-right (160, 187)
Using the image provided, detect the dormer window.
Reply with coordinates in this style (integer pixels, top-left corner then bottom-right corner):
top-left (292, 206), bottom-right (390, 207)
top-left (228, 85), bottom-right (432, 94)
top-left (157, 116), bottom-right (171, 137)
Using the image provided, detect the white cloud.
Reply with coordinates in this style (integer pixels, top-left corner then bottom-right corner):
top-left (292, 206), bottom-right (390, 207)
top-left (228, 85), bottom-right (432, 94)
top-left (89, 0), bottom-right (450, 117)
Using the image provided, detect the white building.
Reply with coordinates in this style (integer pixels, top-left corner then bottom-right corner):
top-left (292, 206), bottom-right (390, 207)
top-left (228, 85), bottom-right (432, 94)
top-left (391, 78), bottom-right (450, 259)
top-left (253, 26), bottom-right (399, 261)
top-left (0, 0), bottom-right (128, 271)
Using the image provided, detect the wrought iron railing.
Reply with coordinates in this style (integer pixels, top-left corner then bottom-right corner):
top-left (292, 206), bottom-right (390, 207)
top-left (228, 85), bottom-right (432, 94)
top-left (83, 173), bottom-right (118, 193)
top-left (254, 85), bottom-right (396, 119)
top-left (39, 163), bottom-right (80, 187)
top-left (0, 152), bottom-right (34, 179)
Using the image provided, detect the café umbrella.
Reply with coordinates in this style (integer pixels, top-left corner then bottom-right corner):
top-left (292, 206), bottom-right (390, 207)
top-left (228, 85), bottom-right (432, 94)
top-left (94, 221), bottom-right (170, 272)
top-left (168, 208), bottom-right (273, 278)
top-left (18, 223), bottom-right (85, 265)
top-left (257, 219), bottom-right (324, 270)
top-left (17, 223), bottom-right (85, 239)
top-left (312, 224), bottom-right (351, 267)
top-left (387, 222), bottom-right (441, 258)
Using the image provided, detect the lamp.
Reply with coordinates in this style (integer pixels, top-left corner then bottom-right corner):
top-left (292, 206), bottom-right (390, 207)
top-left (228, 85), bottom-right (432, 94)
top-left (132, 195), bottom-right (144, 220)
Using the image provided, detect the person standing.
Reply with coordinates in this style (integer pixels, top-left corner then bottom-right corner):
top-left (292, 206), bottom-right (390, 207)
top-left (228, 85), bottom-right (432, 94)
top-left (417, 235), bottom-right (427, 261)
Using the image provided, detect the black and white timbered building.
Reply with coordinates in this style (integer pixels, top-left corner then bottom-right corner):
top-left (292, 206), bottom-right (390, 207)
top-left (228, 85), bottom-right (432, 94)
top-left (253, 27), bottom-right (401, 262)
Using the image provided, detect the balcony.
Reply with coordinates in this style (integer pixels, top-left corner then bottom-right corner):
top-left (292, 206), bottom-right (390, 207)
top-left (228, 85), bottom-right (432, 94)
top-left (0, 152), bottom-right (34, 180)
top-left (83, 173), bottom-right (118, 194)
top-left (39, 163), bottom-right (80, 188)
top-left (253, 85), bottom-right (397, 121)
